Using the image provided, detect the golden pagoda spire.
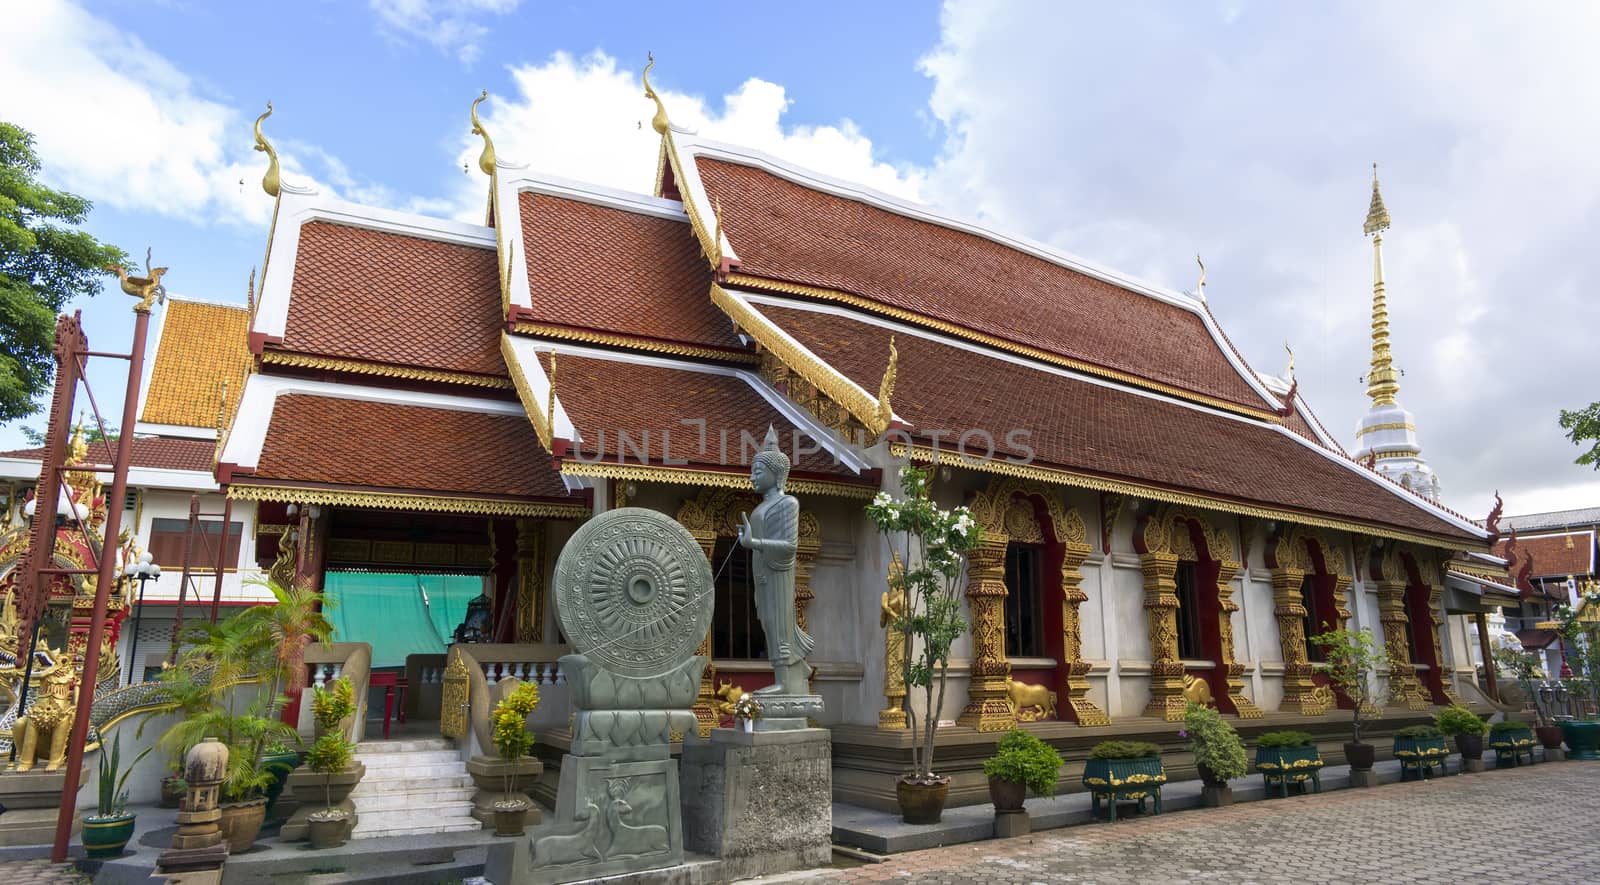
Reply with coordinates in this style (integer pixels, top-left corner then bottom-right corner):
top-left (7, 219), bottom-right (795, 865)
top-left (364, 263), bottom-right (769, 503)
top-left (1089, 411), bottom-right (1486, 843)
top-left (470, 90), bottom-right (497, 176)
top-left (1364, 163), bottom-right (1399, 407)
top-left (875, 336), bottom-right (898, 434)
top-left (642, 52), bottom-right (670, 135)
top-left (253, 102), bottom-right (280, 198)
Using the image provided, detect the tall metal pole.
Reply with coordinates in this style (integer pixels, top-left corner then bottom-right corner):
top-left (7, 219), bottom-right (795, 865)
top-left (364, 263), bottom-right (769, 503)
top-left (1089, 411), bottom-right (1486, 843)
top-left (125, 573), bottom-right (150, 686)
top-left (208, 495), bottom-right (234, 624)
top-left (167, 494), bottom-right (200, 664)
top-left (51, 303), bottom-right (153, 863)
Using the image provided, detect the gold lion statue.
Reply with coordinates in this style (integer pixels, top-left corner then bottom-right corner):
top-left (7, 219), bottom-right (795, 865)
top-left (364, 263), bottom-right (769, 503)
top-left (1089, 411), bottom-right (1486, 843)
top-left (11, 653), bottom-right (77, 772)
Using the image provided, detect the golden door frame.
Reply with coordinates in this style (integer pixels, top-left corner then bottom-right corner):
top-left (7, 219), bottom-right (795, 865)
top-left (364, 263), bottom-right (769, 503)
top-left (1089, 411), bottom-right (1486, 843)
top-left (1264, 527), bottom-right (1353, 715)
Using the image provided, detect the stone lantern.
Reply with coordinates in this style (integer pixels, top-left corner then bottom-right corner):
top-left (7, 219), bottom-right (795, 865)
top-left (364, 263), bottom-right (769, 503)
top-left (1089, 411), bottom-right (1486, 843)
top-left (157, 737), bottom-right (230, 872)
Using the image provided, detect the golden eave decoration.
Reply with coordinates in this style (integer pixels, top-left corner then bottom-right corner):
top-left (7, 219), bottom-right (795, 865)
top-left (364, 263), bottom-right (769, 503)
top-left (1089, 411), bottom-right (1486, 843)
top-left (558, 460), bottom-right (876, 499)
top-left (227, 484), bottom-right (589, 520)
top-left (889, 441), bottom-right (1487, 552)
top-left (254, 102), bottom-right (281, 198)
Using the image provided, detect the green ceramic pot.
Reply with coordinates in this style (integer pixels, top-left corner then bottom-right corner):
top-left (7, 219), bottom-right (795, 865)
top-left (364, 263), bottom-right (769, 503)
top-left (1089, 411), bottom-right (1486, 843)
top-left (1559, 720), bottom-right (1600, 760)
top-left (82, 813), bottom-right (136, 859)
top-left (261, 750), bottom-right (302, 824)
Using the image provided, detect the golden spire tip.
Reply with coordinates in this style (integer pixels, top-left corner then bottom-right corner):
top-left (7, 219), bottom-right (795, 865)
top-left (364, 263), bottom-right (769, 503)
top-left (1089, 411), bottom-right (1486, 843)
top-left (253, 102), bottom-right (280, 198)
top-left (470, 90), bottom-right (497, 176)
top-left (643, 52), bottom-right (670, 135)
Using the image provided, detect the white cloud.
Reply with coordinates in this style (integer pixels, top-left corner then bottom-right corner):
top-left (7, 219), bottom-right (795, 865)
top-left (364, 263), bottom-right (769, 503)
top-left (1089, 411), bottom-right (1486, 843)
top-left (448, 50), bottom-right (924, 220)
top-left (0, 1), bottom-right (395, 227)
top-left (917, 1), bottom-right (1600, 517)
top-left (368, 0), bottom-right (521, 64)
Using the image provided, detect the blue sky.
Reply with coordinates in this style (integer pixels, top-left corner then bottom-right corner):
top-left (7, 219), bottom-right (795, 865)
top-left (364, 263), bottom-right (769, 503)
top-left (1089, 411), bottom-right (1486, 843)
top-left (6, 1), bottom-right (1600, 518)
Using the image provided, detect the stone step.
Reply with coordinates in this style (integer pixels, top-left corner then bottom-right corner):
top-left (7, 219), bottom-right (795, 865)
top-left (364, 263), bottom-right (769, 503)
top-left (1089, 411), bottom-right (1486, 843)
top-left (350, 773), bottom-right (472, 794)
top-left (355, 749), bottom-right (460, 767)
top-left (351, 788), bottom-right (475, 811)
top-left (349, 803), bottom-right (477, 836)
top-left (348, 761), bottom-right (467, 781)
top-left (349, 818), bottom-right (484, 839)
top-left (355, 738), bottom-right (451, 754)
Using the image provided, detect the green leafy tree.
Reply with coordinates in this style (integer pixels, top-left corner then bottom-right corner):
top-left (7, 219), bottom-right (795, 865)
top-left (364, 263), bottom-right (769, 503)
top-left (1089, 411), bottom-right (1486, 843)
top-left (1308, 627), bottom-right (1387, 744)
top-left (1560, 402), bottom-right (1600, 469)
top-left (0, 121), bottom-right (128, 422)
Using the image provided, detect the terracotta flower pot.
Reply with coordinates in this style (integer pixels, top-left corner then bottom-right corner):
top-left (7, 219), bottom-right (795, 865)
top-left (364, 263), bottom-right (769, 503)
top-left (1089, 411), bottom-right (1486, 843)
top-left (896, 777), bottom-right (950, 825)
top-left (1344, 742), bottom-right (1375, 771)
top-left (1196, 763), bottom-right (1229, 788)
top-left (307, 811), bottom-right (349, 849)
top-left (1454, 734), bottom-right (1484, 761)
top-left (987, 776), bottom-right (1026, 812)
top-left (218, 798), bottom-right (268, 853)
top-left (1535, 725), bottom-right (1566, 750)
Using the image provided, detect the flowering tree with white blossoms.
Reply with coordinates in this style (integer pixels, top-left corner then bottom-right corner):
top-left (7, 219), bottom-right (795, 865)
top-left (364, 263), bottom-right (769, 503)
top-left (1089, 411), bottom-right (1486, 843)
top-left (866, 465), bottom-right (981, 784)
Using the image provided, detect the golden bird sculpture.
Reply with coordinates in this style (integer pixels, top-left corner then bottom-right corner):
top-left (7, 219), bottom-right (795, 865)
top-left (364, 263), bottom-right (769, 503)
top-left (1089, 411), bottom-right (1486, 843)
top-left (108, 248), bottom-right (168, 313)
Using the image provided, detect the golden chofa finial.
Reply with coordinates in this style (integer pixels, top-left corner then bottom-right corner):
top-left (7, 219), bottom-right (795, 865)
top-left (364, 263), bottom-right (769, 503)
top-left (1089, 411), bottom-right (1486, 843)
top-left (1284, 342), bottom-right (1296, 379)
top-left (1364, 162), bottom-right (1391, 236)
top-left (643, 52), bottom-right (670, 135)
top-left (1194, 254), bottom-right (1207, 301)
top-left (470, 90), bottom-right (497, 176)
top-left (875, 336), bottom-right (898, 434)
top-left (254, 102), bottom-right (280, 198)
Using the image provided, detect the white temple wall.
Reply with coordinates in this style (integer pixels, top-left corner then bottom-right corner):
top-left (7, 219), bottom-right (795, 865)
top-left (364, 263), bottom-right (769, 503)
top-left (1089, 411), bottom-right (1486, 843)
top-left (127, 488), bottom-right (264, 605)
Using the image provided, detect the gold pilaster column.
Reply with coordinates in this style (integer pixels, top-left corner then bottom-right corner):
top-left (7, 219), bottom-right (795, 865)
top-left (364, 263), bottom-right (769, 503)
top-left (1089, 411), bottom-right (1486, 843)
top-left (1140, 551), bottom-right (1186, 721)
top-left (687, 529), bottom-right (719, 736)
top-left (1215, 559), bottom-right (1261, 717)
top-left (1376, 581), bottom-right (1428, 710)
top-left (958, 534), bottom-right (1015, 731)
top-left (1271, 568), bottom-right (1322, 715)
top-left (514, 518), bottom-right (545, 642)
top-left (1059, 542), bottom-right (1109, 726)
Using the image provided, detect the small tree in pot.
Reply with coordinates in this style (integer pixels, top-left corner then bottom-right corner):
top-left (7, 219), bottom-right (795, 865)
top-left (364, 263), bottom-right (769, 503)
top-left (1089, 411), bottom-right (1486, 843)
top-left (866, 465), bottom-right (982, 824)
top-left (1307, 627), bottom-right (1385, 774)
top-left (982, 728), bottom-right (1063, 812)
top-left (490, 682), bottom-right (541, 836)
top-left (305, 678), bottom-right (358, 848)
top-left (1183, 701), bottom-right (1246, 788)
top-left (1435, 705), bottom-right (1487, 762)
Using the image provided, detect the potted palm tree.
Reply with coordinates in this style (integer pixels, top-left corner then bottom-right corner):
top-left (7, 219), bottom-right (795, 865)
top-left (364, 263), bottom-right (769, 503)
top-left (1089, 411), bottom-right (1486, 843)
top-left (866, 466), bottom-right (982, 825)
top-left (490, 682), bottom-right (542, 836)
top-left (1184, 702), bottom-right (1246, 806)
top-left (305, 678), bottom-right (359, 848)
top-left (1083, 740), bottom-right (1165, 822)
top-left (1308, 627), bottom-right (1385, 780)
top-left (1435, 705), bottom-right (1487, 767)
top-left (81, 733), bottom-right (153, 858)
top-left (1254, 730), bottom-right (1323, 796)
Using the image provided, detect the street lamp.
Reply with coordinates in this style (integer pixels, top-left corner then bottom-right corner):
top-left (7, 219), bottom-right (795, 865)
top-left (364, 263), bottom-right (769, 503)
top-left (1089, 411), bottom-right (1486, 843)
top-left (122, 551), bottom-right (161, 685)
top-left (22, 489), bottom-right (90, 524)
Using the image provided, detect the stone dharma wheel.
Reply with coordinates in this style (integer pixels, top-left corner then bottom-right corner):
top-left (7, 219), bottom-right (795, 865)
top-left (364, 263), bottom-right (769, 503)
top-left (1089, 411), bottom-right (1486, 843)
top-left (554, 507), bottom-right (713, 679)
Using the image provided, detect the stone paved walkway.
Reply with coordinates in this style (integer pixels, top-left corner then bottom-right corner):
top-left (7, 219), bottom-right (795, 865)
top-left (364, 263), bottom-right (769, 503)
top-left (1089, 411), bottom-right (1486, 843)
top-left (0, 858), bottom-right (85, 885)
top-left (772, 762), bottom-right (1600, 884)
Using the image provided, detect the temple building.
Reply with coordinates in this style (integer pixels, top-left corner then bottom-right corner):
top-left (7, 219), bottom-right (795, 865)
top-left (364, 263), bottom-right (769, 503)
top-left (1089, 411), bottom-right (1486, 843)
top-left (5, 74), bottom-right (1525, 811)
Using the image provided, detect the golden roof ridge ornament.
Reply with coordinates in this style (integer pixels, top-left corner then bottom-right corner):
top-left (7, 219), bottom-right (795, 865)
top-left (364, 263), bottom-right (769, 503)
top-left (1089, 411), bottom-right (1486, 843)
top-left (545, 349), bottom-right (558, 448)
top-left (875, 336), bottom-right (898, 434)
top-left (1194, 254), bottom-right (1207, 302)
top-left (1284, 342), bottom-right (1295, 380)
top-left (1364, 163), bottom-right (1400, 407)
top-left (254, 102), bottom-right (280, 198)
top-left (470, 90), bottom-right (497, 176)
top-left (712, 198), bottom-right (724, 268)
top-left (109, 247), bottom-right (168, 313)
top-left (643, 52), bottom-right (670, 136)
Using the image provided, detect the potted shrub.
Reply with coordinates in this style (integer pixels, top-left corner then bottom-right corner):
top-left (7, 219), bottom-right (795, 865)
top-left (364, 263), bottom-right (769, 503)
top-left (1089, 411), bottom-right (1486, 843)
top-left (1555, 595), bottom-right (1600, 759)
top-left (490, 681), bottom-right (542, 836)
top-left (732, 693), bottom-right (762, 734)
top-left (1082, 740), bottom-right (1165, 822)
top-left (982, 728), bottom-right (1064, 812)
top-left (1487, 718), bottom-right (1538, 768)
top-left (1393, 724), bottom-right (1449, 779)
top-left (1254, 730), bottom-right (1323, 796)
top-left (1435, 705), bottom-right (1487, 763)
top-left (1184, 702), bottom-right (1246, 788)
top-left (304, 678), bottom-right (358, 848)
top-left (1493, 642), bottom-right (1564, 750)
top-left (82, 732), bottom-right (153, 859)
top-left (866, 466), bottom-right (982, 825)
top-left (1308, 627), bottom-right (1385, 776)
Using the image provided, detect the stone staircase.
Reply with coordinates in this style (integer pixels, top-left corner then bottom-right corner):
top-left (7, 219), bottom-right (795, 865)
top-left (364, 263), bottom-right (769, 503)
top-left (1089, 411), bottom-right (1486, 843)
top-left (347, 737), bottom-right (480, 838)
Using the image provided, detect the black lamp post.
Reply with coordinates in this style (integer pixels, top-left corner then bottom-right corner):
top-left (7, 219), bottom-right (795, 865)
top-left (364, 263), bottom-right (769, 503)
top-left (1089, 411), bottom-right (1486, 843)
top-left (123, 551), bottom-right (161, 685)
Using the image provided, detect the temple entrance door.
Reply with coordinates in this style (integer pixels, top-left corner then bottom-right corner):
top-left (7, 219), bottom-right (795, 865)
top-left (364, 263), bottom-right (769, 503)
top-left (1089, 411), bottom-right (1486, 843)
top-left (322, 570), bottom-right (488, 669)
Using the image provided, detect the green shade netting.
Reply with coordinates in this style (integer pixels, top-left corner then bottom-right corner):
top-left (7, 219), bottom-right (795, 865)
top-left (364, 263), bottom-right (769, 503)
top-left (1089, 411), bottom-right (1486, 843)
top-left (322, 571), bottom-right (487, 668)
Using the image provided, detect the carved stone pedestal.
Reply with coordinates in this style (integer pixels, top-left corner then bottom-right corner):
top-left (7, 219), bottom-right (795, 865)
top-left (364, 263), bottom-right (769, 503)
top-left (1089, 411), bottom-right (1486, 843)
top-left (466, 755), bottom-right (544, 827)
top-left (278, 762), bottom-right (364, 841)
top-left (1201, 785), bottom-right (1233, 807)
top-left (680, 727), bottom-right (832, 880)
top-left (0, 764), bottom-right (87, 847)
top-left (993, 810), bottom-right (1030, 838)
top-left (752, 694), bottom-right (825, 732)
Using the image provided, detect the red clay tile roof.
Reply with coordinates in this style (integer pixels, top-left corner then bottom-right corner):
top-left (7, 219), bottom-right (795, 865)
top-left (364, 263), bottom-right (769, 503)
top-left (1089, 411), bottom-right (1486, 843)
top-left (281, 222), bottom-right (506, 379)
top-left (250, 395), bottom-right (568, 500)
top-left (1495, 533), bottom-right (1596, 579)
top-left (1516, 628), bottom-right (1557, 650)
top-left (751, 299), bottom-right (1479, 543)
top-left (540, 352), bottom-right (861, 482)
top-left (517, 193), bottom-right (744, 354)
top-left (141, 300), bottom-right (252, 428)
top-left (1, 437), bottom-right (216, 474)
top-left (697, 157), bottom-right (1266, 411)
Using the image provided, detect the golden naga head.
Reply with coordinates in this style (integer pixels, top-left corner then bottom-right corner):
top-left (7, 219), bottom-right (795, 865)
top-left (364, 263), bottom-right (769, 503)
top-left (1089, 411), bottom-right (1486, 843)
top-left (254, 102), bottom-right (280, 198)
top-left (642, 52), bottom-right (670, 136)
top-left (470, 90), bottom-right (497, 176)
